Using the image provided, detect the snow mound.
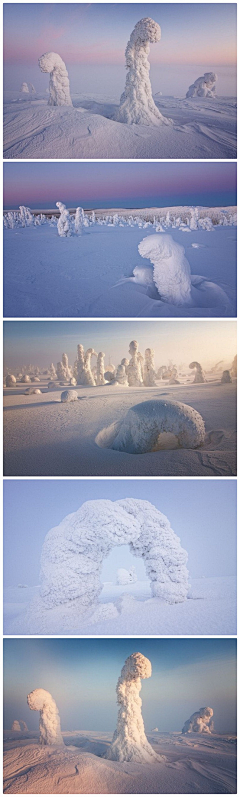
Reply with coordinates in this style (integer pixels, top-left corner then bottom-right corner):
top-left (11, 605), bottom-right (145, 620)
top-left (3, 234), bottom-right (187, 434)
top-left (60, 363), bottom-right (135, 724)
top-left (5, 374), bottom-right (16, 387)
top-left (182, 706), bottom-right (214, 734)
top-left (39, 52), bottom-right (72, 107)
top-left (61, 390), bottom-right (78, 403)
top-left (106, 652), bottom-right (164, 763)
top-left (186, 72), bottom-right (217, 98)
top-left (24, 388), bottom-right (42, 395)
top-left (96, 399), bottom-right (205, 454)
top-left (138, 234), bottom-right (192, 305)
top-left (27, 688), bottom-right (64, 746)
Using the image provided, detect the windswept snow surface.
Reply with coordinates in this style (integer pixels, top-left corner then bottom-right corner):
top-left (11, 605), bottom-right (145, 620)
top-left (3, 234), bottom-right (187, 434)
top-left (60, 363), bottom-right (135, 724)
top-left (3, 379), bottom-right (236, 476)
top-left (3, 220), bottom-right (236, 318)
top-left (3, 730), bottom-right (237, 793)
top-left (3, 94), bottom-right (236, 158)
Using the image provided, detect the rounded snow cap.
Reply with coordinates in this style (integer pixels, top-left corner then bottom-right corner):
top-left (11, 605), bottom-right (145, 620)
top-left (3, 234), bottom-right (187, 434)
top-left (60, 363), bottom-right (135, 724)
top-left (27, 688), bottom-right (52, 711)
top-left (132, 17), bottom-right (161, 44)
top-left (122, 652), bottom-right (152, 680)
top-left (39, 52), bottom-right (66, 73)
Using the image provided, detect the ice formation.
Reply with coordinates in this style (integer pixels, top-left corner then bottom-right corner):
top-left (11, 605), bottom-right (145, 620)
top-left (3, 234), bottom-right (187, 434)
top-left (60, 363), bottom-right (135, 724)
top-left (127, 340), bottom-right (143, 386)
top-left (117, 567), bottom-right (137, 585)
top-left (143, 348), bottom-right (157, 386)
top-left (182, 707), bottom-right (214, 734)
top-left (221, 370), bottom-right (232, 384)
top-left (138, 234), bottom-right (192, 306)
top-left (96, 352), bottom-right (106, 386)
top-left (27, 688), bottom-right (64, 746)
top-left (114, 18), bottom-right (169, 126)
top-left (11, 721), bottom-right (21, 731)
top-left (189, 361), bottom-right (205, 383)
top-left (5, 374), bottom-right (16, 387)
top-left (61, 389), bottom-right (78, 402)
top-left (27, 497), bottom-right (189, 632)
top-left (186, 73), bottom-right (217, 98)
top-left (38, 52), bottom-right (72, 106)
top-left (96, 399), bottom-right (205, 454)
top-left (56, 202), bottom-right (71, 237)
top-left (106, 652), bottom-right (163, 762)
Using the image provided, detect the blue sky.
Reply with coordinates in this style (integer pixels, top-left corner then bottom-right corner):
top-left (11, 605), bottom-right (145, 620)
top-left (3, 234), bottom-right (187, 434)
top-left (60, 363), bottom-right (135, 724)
top-left (3, 479), bottom-right (236, 587)
top-left (3, 638), bottom-right (237, 733)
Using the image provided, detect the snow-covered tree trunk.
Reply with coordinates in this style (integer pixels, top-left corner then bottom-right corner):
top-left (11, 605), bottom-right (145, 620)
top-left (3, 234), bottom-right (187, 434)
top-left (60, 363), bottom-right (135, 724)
top-left (106, 652), bottom-right (163, 762)
top-left (96, 352), bottom-right (106, 385)
top-left (114, 18), bottom-right (170, 126)
top-left (138, 234), bottom-right (192, 306)
top-left (182, 707), bottom-right (214, 734)
top-left (27, 688), bottom-right (64, 746)
top-left (143, 348), bottom-right (157, 386)
top-left (39, 52), bottom-right (72, 106)
top-left (127, 341), bottom-right (143, 386)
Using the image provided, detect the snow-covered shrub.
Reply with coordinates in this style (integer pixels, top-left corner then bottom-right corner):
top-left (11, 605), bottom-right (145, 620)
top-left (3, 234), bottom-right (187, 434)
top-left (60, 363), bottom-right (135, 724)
top-left (27, 688), bottom-right (64, 746)
top-left (127, 340), bottom-right (143, 386)
top-left (69, 377), bottom-right (77, 386)
top-left (186, 72), bottom-right (217, 98)
top-left (24, 388), bottom-right (42, 395)
top-left (19, 206), bottom-right (34, 227)
top-left (143, 348), bottom-right (157, 386)
top-left (39, 52), bottom-right (72, 106)
top-left (11, 720), bottom-right (21, 731)
top-left (20, 82), bottom-right (29, 93)
top-left (56, 202), bottom-right (71, 237)
top-left (49, 363), bottom-right (57, 380)
top-left (182, 707), bottom-right (214, 734)
top-left (83, 348), bottom-right (97, 386)
top-left (75, 207), bottom-right (85, 235)
top-left (221, 370), bottom-right (232, 384)
top-left (20, 720), bottom-right (28, 731)
top-left (114, 18), bottom-right (170, 126)
top-left (106, 652), bottom-right (164, 762)
top-left (96, 352), bottom-right (106, 385)
top-left (138, 234), bottom-right (192, 306)
top-left (62, 353), bottom-right (72, 380)
top-left (189, 361), bottom-right (205, 383)
top-left (96, 399), bottom-right (205, 454)
top-left (61, 390), bottom-right (78, 402)
top-left (115, 359), bottom-right (129, 386)
top-left (117, 566), bottom-right (137, 585)
top-left (6, 374), bottom-right (16, 387)
top-left (20, 375), bottom-right (30, 383)
top-left (105, 370), bottom-right (115, 382)
top-left (169, 366), bottom-right (180, 385)
top-left (75, 344), bottom-right (85, 384)
top-left (198, 216), bottom-right (213, 231)
top-left (231, 355), bottom-right (237, 377)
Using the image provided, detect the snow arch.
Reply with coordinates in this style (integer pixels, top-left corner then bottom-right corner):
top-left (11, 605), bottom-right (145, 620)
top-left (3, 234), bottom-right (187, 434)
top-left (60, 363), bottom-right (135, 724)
top-left (27, 498), bottom-right (189, 632)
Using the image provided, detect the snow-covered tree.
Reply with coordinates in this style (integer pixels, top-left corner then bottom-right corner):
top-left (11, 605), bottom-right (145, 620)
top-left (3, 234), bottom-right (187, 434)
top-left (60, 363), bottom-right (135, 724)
top-left (82, 348), bottom-right (97, 386)
top-left (6, 374), bottom-right (16, 387)
top-left (143, 348), bottom-right (157, 386)
top-left (27, 688), bottom-right (64, 746)
top-left (38, 52), bottom-right (72, 106)
top-left (106, 652), bottom-right (164, 762)
top-left (182, 707), bottom-right (214, 734)
top-left (189, 361), bottom-right (205, 383)
top-left (11, 720), bottom-right (21, 731)
top-left (62, 353), bottom-right (72, 380)
top-left (221, 370), bottom-right (232, 384)
top-left (20, 82), bottom-right (29, 94)
top-left (19, 206), bottom-right (34, 227)
top-left (169, 366), bottom-right (180, 385)
top-left (138, 234), bottom-right (192, 306)
top-left (75, 207), bottom-right (85, 235)
top-left (96, 352), bottom-right (106, 385)
top-left (127, 340), bottom-right (143, 386)
top-left (56, 202), bottom-right (72, 237)
top-left (75, 344), bottom-right (85, 384)
top-left (186, 72), bottom-right (217, 98)
top-left (61, 390), bottom-right (78, 402)
top-left (49, 363), bottom-right (57, 380)
top-left (114, 18), bottom-right (170, 126)
top-left (231, 355), bottom-right (237, 377)
top-left (189, 208), bottom-right (199, 230)
top-left (115, 359), bottom-right (129, 386)
top-left (20, 720), bottom-right (28, 731)
top-left (20, 375), bottom-right (31, 383)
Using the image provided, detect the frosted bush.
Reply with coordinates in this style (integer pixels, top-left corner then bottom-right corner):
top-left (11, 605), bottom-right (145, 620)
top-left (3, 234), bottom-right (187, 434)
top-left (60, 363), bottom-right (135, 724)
top-left (138, 234), bottom-right (192, 306)
top-left (49, 363), bottom-right (57, 380)
top-left (6, 374), bottom-right (16, 387)
top-left (189, 361), bottom-right (205, 383)
top-left (96, 399), bottom-right (205, 454)
top-left (27, 688), bottom-right (64, 746)
top-left (69, 377), bottom-right (77, 386)
top-left (20, 375), bottom-right (30, 383)
top-left (56, 202), bottom-right (72, 237)
top-left (39, 52), bottom-right (72, 106)
top-left (198, 217), bottom-right (213, 231)
top-left (143, 348), bottom-right (157, 386)
top-left (221, 370), bottom-right (232, 384)
top-left (96, 352), bottom-right (106, 385)
top-left (106, 652), bottom-right (164, 762)
top-left (169, 366), bottom-right (180, 385)
top-left (61, 390), bottom-right (78, 402)
top-left (127, 340), bottom-right (143, 386)
top-left (20, 82), bottom-right (29, 93)
top-left (105, 370), bottom-right (116, 382)
top-left (62, 353), bottom-right (72, 380)
top-left (115, 359), bottom-right (129, 386)
top-left (75, 207), bottom-right (85, 234)
top-left (11, 720), bottom-right (21, 731)
top-left (182, 707), bottom-right (214, 734)
top-left (114, 18), bottom-right (170, 126)
top-left (19, 206), bottom-right (34, 227)
top-left (186, 72), bottom-right (217, 98)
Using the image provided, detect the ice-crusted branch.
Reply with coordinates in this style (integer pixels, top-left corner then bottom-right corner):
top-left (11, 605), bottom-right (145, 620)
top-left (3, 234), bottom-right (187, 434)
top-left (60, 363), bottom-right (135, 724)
top-left (39, 52), bottom-right (72, 106)
top-left (27, 688), bottom-right (64, 746)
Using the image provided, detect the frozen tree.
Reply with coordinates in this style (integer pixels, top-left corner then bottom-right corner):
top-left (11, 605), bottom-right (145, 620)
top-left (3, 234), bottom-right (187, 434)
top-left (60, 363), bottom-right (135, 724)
top-left (77, 348), bottom-right (97, 386)
top-left (27, 688), bottom-right (64, 746)
top-left (186, 72), bottom-right (217, 98)
top-left (11, 721), bottom-right (21, 731)
top-left (75, 207), bottom-right (85, 235)
top-left (114, 18), bottom-right (170, 126)
top-left (69, 377), bottom-right (77, 385)
top-left (56, 202), bottom-right (72, 237)
top-left (182, 707), bottom-right (214, 734)
top-left (6, 374), bottom-right (16, 387)
top-left (75, 344), bottom-right (85, 384)
top-left (20, 720), bottom-right (28, 731)
top-left (62, 353), bottom-right (72, 380)
top-left (231, 355), bottom-right (237, 377)
top-left (96, 352), bottom-right (106, 385)
top-left (20, 375), bottom-right (31, 383)
top-left (127, 340), bottom-right (143, 386)
top-left (105, 370), bottom-right (116, 382)
top-left (221, 370), bottom-right (232, 384)
top-left (143, 348), bottom-right (157, 386)
top-left (19, 206), bottom-right (34, 227)
top-left (96, 398), bottom-right (205, 455)
top-left (189, 208), bottom-right (199, 230)
top-left (138, 234), bottom-right (192, 306)
top-left (115, 358), bottom-right (129, 386)
top-left (106, 652), bottom-right (163, 762)
top-left (20, 82), bottom-right (29, 93)
top-left (38, 52), bottom-right (72, 106)
top-left (29, 83), bottom-right (36, 94)
top-left (61, 389), bottom-right (78, 402)
top-left (169, 366), bottom-right (180, 385)
top-left (157, 365), bottom-right (167, 380)
top-left (117, 566), bottom-right (137, 585)
top-left (189, 361), bottom-right (205, 383)
top-left (49, 363), bottom-right (57, 380)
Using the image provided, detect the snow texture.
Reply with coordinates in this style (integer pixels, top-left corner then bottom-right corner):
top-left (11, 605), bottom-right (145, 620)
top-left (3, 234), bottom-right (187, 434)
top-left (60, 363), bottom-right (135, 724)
top-left (189, 361), bottom-right (205, 383)
top-left (27, 688), bottom-right (64, 747)
top-left (106, 652), bottom-right (164, 763)
top-left (138, 234), bottom-right (192, 305)
top-left (186, 73), bottom-right (217, 98)
top-left (182, 707), bottom-right (214, 734)
top-left (96, 352), bottom-right (106, 386)
top-left (221, 370), bottom-right (232, 384)
top-left (143, 349), bottom-right (157, 386)
top-left (114, 18), bottom-right (170, 126)
top-left (61, 390), bottom-right (78, 403)
top-left (38, 52), bottom-right (72, 107)
top-left (127, 341), bottom-right (143, 386)
top-left (117, 567), bottom-right (137, 585)
top-left (96, 398), bottom-right (205, 454)
top-left (6, 374), bottom-right (16, 387)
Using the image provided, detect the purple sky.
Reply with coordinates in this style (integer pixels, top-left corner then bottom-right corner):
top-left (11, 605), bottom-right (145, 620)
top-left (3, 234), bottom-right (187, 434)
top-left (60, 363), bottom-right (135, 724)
top-left (3, 163), bottom-right (237, 209)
